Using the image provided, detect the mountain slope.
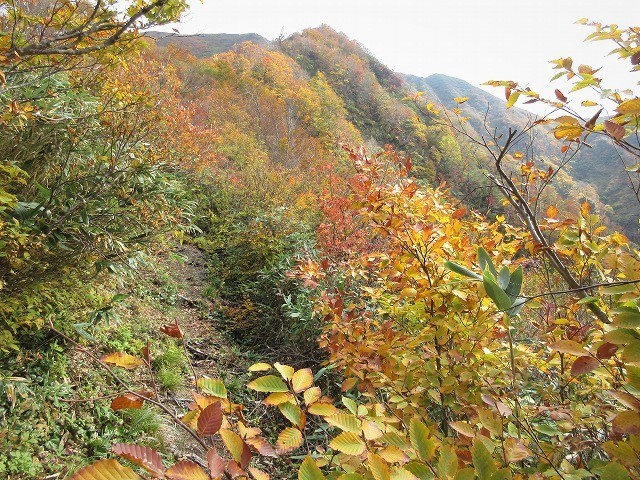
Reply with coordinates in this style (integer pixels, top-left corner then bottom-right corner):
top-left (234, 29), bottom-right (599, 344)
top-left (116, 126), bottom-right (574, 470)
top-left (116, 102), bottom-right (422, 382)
top-left (145, 32), bottom-right (270, 57)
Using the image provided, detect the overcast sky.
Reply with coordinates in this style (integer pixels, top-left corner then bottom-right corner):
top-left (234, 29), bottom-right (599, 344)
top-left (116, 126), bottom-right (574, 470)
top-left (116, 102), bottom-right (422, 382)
top-left (161, 0), bottom-right (638, 108)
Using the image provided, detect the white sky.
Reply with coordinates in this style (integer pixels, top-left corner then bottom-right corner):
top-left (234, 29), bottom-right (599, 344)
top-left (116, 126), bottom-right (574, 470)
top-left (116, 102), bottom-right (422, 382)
top-left (161, 0), bottom-right (639, 109)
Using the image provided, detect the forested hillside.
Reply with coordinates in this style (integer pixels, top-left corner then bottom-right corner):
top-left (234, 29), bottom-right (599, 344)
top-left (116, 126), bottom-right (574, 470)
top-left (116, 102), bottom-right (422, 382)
top-left (3, 3), bottom-right (640, 480)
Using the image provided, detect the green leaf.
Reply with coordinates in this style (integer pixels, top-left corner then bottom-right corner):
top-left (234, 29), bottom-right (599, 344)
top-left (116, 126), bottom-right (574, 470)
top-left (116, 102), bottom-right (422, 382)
top-left (444, 261), bottom-right (482, 281)
top-left (342, 396), bottom-right (358, 414)
top-left (504, 266), bottom-right (523, 301)
top-left (438, 445), bottom-right (458, 478)
top-left (454, 468), bottom-right (475, 480)
top-left (299, 456), bottom-right (326, 480)
top-left (472, 440), bottom-right (497, 480)
top-left (478, 248), bottom-right (497, 279)
top-left (622, 341), bottom-right (640, 363)
top-left (600, 462), bottom-right (630, 480)
top-left (326, 413), bottom-right (361, 433)
top-left (497, 266), bottom-right (510, 290)
top-left (247, 375), bottom-right (289, 393)
top-left (329, 432), bottom-right (366, 456)
top-left (279, 402), bottom-right (304, 426)
top-left (614, 308), bottom-right (640, 328)
top-left (410, 418), bottom-right (435, 462)
top-left (198, 378), bottom-right (227, 398)
top-left (483, 271), bottom-right (513, 312)
top-left (602, 283), bottom-right (638, 295)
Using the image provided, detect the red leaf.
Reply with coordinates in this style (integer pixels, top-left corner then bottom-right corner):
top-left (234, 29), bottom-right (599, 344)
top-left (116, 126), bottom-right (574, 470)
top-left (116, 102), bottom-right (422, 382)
top-left (197, 401), bottom-right (222, 436)
top-left (571, 356), bottom-right (600, 376)
top-left (111, 394), bottom-right (144, 411)
top-left (160, 323), bottom-right (184, 339)
top-left (112, 443), bottom-right (165, 478)
top-left (165, 460), bottom-right (209, 480)
top-left (596, 342), bottom-right (618, 359)
top-left (206, 447), bottom-right (227, 478)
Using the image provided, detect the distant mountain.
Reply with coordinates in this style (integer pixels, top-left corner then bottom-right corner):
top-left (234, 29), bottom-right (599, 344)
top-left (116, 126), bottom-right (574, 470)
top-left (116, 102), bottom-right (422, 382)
top-left (147, 27), bottom-right (639, 240)
top-left (145, 32), bottom-right (270, 57)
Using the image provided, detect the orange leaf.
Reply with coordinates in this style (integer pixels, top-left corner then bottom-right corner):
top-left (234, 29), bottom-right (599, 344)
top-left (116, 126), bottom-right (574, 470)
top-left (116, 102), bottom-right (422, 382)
top-left (112, 443), bottom-right (165, 478)
top-left (101, 352), bottom-right (144, 369)
top-left (70, 459), bottom-right (140, 480)
top-left (166, 460), bottom-right (209, 480)
top-left (546, 205), bottom-right (558, 219)
top-left (111, 394), bottom-right (144, 411)
top-left (452, 208), bottom-right (467, 219)
top-left (160, 323), bottom-right (184, 339)
top-left (197, 401), bottom-right (222, 436)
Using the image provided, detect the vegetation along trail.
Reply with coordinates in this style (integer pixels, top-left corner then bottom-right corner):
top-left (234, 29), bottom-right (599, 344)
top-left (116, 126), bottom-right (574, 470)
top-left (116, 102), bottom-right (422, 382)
top-left (2, 1), bottom-right (640, 479)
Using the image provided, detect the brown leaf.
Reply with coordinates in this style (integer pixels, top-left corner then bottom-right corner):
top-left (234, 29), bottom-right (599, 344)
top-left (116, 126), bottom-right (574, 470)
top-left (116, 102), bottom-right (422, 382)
top-left (632, 51), bottom-right (640, 66)
top-left (555, 89), bottom-right (568, 103)
top-left (612, 410), bottom-right (640, 435)
top-left (111, 394), bottom-right (144, 411)
top-left (584, 108), bottom-right (603, 129)
top-left (197, 401), bottom-right (222, 436)
top-left (160, 322), bottom-right (184, 339)
top-left (596, 342), bottom-right (618, 359)
top-left (227, 461), bottom-right (247, 479)
top-left (504, 437), bottom-right (532, 463)
top-left (112, 444), bottom-right (164, 478)
top-left (70, 459), bottom-right (141, 480)
top-left (206, 447), bottom-right (227, 478)
top-left (608, 391), bottom-right (640, 411)
top-left (101, 352), bottom-right (144, 369)
top-left (571, 356), bottom-right (599, 376)
top-left (165, 460), bottom-right (209, 480)
top-left (141, 342), bottom-right (151, 364)
top-left (604, 120), bottom-right (625, 140)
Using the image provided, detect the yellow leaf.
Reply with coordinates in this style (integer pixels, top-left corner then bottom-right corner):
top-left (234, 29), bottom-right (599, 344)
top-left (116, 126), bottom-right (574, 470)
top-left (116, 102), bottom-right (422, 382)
top-left (70, 459), bottom-right (141, 480)
top-left (292, 368), bottom-right (314, 393)
top-left (329, 431), bottom-right (365, 456)
top-left (220, 429), bottom-right (245, 463)
top-left (276, 427), bottom-right (303, 454)
top-left (304, 386), bottom-right (322, 405)
top-left (274, 362), bottom-right (295, 380)
top-left (617, 98), bottom-right (640, 115)
top-left (454, 96), bottom-right (469, 104)
top-left (249, 362), bottom-right (271, 372)
top-left (101, 352), bottom-right (144, 369)
top-left (326, 413), bottom-right (361, 433)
